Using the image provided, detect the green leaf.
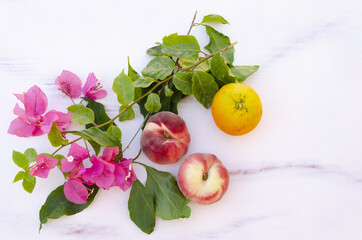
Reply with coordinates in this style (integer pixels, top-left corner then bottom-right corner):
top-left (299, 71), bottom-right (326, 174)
top-left (210, 53), bottom-right (237, 84)
top-left (133, 76), bottom-right (156, 88)
top-left (106, 125), bottom-right (122, 141)
top-left (13, 171), bottom-right (25, 183)
top-left (137, 82), bottom-right (187, 118)
top-left (68, 128), bottom-right (121, 147)
top-left (134, 87), bottom-right (143, 101)
top-left (24, 148), bottom-right (37, 163)
top-left (85, 98), bottom-right (114, 131)
top-left (118, 105), bottom-right (136, 122)
top-left (22, 172), bottom-right (36, 193)
top-left (81, 128), bottom-right (121, 147)
top-left (145, 93), bottom-right (162, 113)
top-left (173, 71), bottom-right (193, 95)
top-left (113, 69), bottom-right (135, 105)
top-left (178, 54), bottom-right (198, 69)
top-left (67, 104), bottom-right (95, 125)
top-left (128, 57), bottom-right (140, 81)
top-left (128, 180), bottom-right (155, 234)
top-left (88, 140), bottom-right (101, 156)
top-left (12, 150), bottom-right (29, 171)
top-left (144, 166), bottom-right (191, 220)
top-left (141, 56), bottom-right (175, 80)
top-left (39, 184), bottom-right (99, 229)
top-left (48, 123), bottom-right (69, 147)
top-left (192, 71), bottom-right (219, 109)
top-left (202, 14), bottom-right (229, 24)
top-left (146, 45), bottom-right (162, 56)
top-left (205, 25), bottom-right (234, 65)
top-left (161, 33), bottom-right (200, 58)
top-left (230, 65), bottom-right (260, 82)
top-left (164, 84), bottom-right (174, 97)
top-left (168, 88), bottom-right (188, 114)
top-left (194, 58), bottom-right (211, 72)
top-left (159, 84), bottom-right (187, 115)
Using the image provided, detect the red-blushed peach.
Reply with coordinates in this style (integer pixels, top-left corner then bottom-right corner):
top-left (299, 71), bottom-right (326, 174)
top-left (140, 111), bottom-right (191, 164)
top-left (177, 153), bottom-right (229, 205)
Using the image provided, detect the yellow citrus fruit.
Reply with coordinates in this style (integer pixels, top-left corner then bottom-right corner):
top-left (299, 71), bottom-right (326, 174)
top-left (211, 83), bottom-right (262, 136)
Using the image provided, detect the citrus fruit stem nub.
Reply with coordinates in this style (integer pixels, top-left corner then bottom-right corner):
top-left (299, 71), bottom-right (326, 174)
top-left (235, 102), bottom-right (243, 109)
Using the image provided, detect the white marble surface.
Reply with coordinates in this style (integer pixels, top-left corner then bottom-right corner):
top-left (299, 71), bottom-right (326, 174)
top-left (1, 0), bottom-right (362, 239)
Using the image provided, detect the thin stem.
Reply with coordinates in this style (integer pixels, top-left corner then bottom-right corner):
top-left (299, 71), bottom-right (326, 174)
top-left (133, 161), bottom-right (147, 168)
top-left (83, 138), bottom-right (89, 150)
top-left (97, 76), bottom-right (171, 129)
top-left (187, 11), bottom-right (198, 35)
top-left (51, 137), bottom-right (83, 155)
top-left (182, 41), bottom-right (238, 72)
top-left (200, 50), bottom-right (209, 56)
top-left (122, 113), bottom-right (150, 154)
top-left (132, 149), bottom-right (142, 161)
top-left (69, 96), bottom-right (76, 105)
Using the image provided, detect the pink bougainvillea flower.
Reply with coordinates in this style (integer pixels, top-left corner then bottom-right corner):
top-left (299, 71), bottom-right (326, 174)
top-left (82, 155), bottom-right (116, 190)
top-left (30, 154), bottom-right (59, 178)
top-left (64, 179), bottom-right (89, 204)
top-left (113, 158), bottom-right (137, 191)
top-left (82, 147), bottom-right (137, 191)
top-left (81, 73), bottom-right (107, 100)
top-left (49, 111), bottom-right (72, 132)
top-left (101, 147), bottom-right (119, 162)
top-left (61, 143), bottom-right (89, 174)
top-left (55, 70), bottom-right (82, 98)
top-left (8, 85), bottom-right (71, 137)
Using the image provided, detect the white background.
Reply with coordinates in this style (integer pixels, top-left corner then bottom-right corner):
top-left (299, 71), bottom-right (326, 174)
top-left (1, 0), bottom-right (362, 239)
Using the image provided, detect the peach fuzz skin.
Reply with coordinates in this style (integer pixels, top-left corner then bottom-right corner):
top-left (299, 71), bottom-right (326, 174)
top-left (177, 153), bottom-right (229, 205)
top-left (140, 111), bottom-right (191, 164)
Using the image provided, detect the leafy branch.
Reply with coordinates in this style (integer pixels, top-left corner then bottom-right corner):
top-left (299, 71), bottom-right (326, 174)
top-left (10, 12), bottom-right (260, 235)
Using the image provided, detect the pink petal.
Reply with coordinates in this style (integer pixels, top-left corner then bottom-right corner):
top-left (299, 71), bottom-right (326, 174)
top-left (31, 126), bottom-right (45, 137)
top-left (29, 155), bottom-right (58, 178)
top-left (101, 147), bottom-right (119, 162)
top-left (70, 164), bottom-right (86, 176)
top-left (82, 156), bottom-right (104, 183)
top-left (82, 156), bottom-right (116, 190)
top-left (41, 111), bottom-right (60, 134)
top-left (69, 143), bottom-right (90, 161)
top-left (118, 158), bottom-right (133, 167)
top-left (120, 171), bottom-right (137, 191)
top-left (55, 111), bottom-right (72, 131)
top-left (61, 158), bottom-right (76, 172)
top-left (37, 154), bottom-right (59, 168)
top-left (113, 165), bottom-right (126, 187)
top-left (64, 179), bottom-right (88, 204)
top-left (30, 165), bottom-right (50, 178)
top-left (14, 93), bottom-right (25, 103)
top-left (119, 179), bottom-right (134, 191)
top-left (87, 89), bottom-right (107, 101)
top-left (8, 117), bottom-right (35, 137)
top-left (24, 85), bottom-right (48, 118)
top-left (55, 70), bottom-right (82, 98)
top-left (82, 73), bottom-right (107, 100)
top-left (82, 72), bottom-right (97, 96)
top-left (95, 174), bottom-right (115, 190)
top-left (13, 104), bottom-right (27, 119)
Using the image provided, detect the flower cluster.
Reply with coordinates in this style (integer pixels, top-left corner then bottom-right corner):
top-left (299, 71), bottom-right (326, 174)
top-left (8, 70), bottom-right (136, 204)
top-left (7, 85), bottom-right (72, 137)
top-left (30, 143), bottom-right (136, 204)
top-left (56, 70), bottom-right (107, 101)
